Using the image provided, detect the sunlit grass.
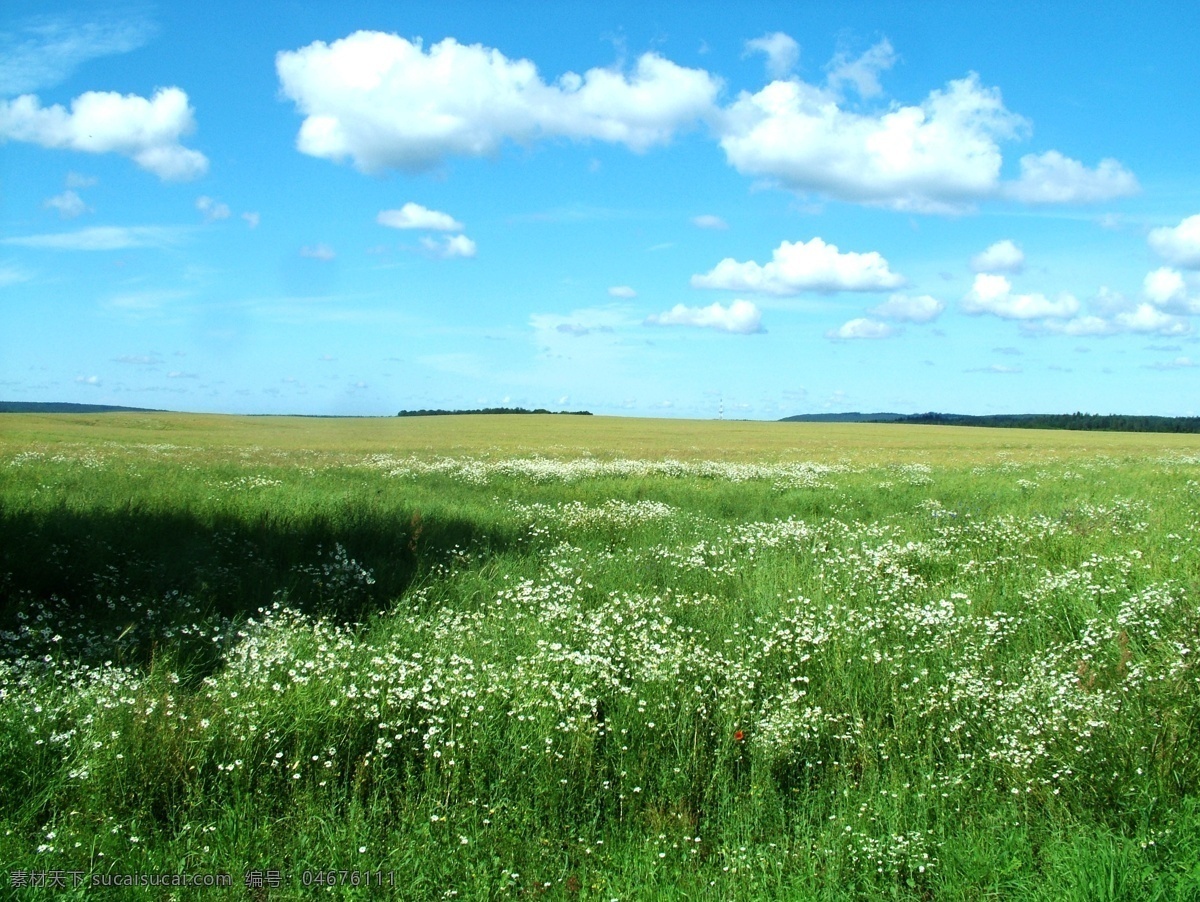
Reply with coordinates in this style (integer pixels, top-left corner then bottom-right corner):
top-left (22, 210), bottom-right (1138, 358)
top-left (6, 410), bottom-right (1200, 463)
top-left (2, 415), bottom-right (1199, 899)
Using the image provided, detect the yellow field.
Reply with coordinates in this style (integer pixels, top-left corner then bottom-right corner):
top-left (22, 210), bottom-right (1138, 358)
top-left (3, 411), bottom-right (1200, 465)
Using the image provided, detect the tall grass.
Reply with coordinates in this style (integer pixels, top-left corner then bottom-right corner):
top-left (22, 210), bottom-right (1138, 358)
top-left (1, 426), bottom-right (1199, 899)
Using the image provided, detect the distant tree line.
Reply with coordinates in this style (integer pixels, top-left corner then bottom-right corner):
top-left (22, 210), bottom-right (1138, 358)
top-left (397, 407), bottom-right (593, 417)
top-left (0, 402), bottom-right (164, 413)
top-left (883, 412), bottom-right (1200, 434)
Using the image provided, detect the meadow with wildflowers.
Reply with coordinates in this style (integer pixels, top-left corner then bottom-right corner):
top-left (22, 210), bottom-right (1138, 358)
top-left (2, 413), bottom-right (1199, 900)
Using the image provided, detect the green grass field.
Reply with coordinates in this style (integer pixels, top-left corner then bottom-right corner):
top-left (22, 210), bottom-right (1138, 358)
top-left (2, 413), bottom-right (1199, 899)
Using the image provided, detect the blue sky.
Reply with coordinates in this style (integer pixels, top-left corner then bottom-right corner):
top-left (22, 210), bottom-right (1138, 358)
top-left (2, 1), bottom-right (1199, 418)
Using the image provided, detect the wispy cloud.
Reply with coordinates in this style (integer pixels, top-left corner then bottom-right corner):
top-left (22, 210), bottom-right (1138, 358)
top-left (196, 196), bottom-right (231, 222)
top-left (44, 189), bottom-right (90, 218)
top-left (1144, 356), bottom-right (1197, 370)
top-left (744, 32), bottom-right (799, 79)
top-left (65, 171), bottom-right (96, 189)
top-left (529, 306), bottom-right (639, 365)
top-left (0, 14), bottom-right (156, 95)
top-left (691, 214), bottom-right (728, 230)
top-left (104, 289), bottom-right (191, 313)
top-left (825, 38), bottom-right (896, 99)
top-left (0, 261), bottom-right (32, 287)
top-left (2, 225), bottom-right (188, 251)
top-left (965, 364), bottom-right (1022, 374)
top-left (420, 234), bottom-right (476, 259)
top-left (300, 243), bottom-right (336, 261)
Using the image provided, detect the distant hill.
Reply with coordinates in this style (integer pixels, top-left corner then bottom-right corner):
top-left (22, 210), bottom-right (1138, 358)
top-left (780, 412), bottom-right (904, 423)
top-left (781, 411), bottom-right (1200, 434)
top-left (0, 401), bottom-right (167, 414)
top-left (397, 407), bottom-right (592, 417)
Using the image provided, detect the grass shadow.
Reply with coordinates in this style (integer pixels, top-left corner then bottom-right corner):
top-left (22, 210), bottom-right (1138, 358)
top-left (0, 502), bottom-right (516, 673)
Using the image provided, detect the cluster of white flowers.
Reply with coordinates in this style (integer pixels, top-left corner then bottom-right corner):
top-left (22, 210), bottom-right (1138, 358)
top-left (2, 446), bottom-right (1197, 886)
top-left (212, 474), bottom-right (283, 490)
top-left (361, 454), bottom-right (847, 488)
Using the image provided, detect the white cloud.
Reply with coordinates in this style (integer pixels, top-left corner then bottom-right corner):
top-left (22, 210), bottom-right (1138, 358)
top-left (824, 39), bottom-right (896, 99)
top-left (744, 32), bottom-right (800, 80)
top-left (1005, 151), bottom-right (1138, 204)
top-left (691, 237), bottom-right (904, 295)
top-left (868, 292), bottom-right (943, 323)
top-left (826, 317), bottom-right (895, 340)
top-left (44, 188), bottom-right (88, 218)
top-left (1113, 303), bottom-right (1190, 335)
top-left (0, 16), bottom-right (155, 95)
top-left (1143, 267), bottom-right (1188, 306)
top-left (970, 239), bottom-right (1024, 274)
top-left (0, 87), bottom-right (208, 180)
top-left (691, 214), bottom-right (728, 230)
top-left (1041, 298), bottom-right (1191, 337)
top-left (1148, 215), bottom-right (1200, 269)
top-left (1056, 315), bottom-right (1114, 336)
top-left (196, 196), bottom-right (230, 222)
top-left (276, 31), bottom-right (720, 172)
top-left (420, 234), bottom-right (476, 259)
top-left (300, 243), bottom-right (336, 261)
top-left (2, 225), bottom-right (185, 250)
top-left (377, 202), bottom-right (463, 231)
top-left (74, 375), bottom-right (100, 385)
top-left (967, 364), bottom-right (1021, 374)
top-left (646, 299), bottom-right (763, 333)
top-left (718, 72), bottom-right (1025, 212)
top-left (962, 273), bottom-right (1079, 319)
top-left (608, 285), bottom-right (637, 298)
top-left (242, 212), bottom-right (260, 228)
top-left (718, 52), bottom-right (1138, 213)
top-left (1146, 356), bottom-right (1197, 370)
top-left (1141, 267), bottom-right (1200, 317)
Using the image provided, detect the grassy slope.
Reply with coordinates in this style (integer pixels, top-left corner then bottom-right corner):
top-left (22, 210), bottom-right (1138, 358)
top-left (1, 414), bottom-right (1199, 900)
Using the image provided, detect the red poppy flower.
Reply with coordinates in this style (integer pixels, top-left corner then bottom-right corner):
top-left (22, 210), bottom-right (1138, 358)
top-left (733, 730), bottom-right (745, 742)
